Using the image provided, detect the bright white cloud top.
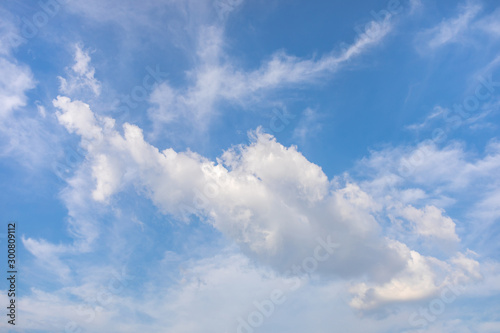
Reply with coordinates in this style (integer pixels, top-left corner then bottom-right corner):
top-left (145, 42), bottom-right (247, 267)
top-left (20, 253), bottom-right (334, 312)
top-left (1, 1), bottom-right (500, 332)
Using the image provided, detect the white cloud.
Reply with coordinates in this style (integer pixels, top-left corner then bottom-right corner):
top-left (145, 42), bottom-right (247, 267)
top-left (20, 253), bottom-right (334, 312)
top-left (357, 139), bottom-right (500, 199)
top-left (350, 241), bottom-right (441, 310)
top-left (53, 97), bottom-right (413, 282)
top-left (22, 237), bottom-right (73, 281)
top-left (409, 0), bottom-right (423, 15)
top-left (350, 242), bottom-right (480, 310)
top-left (54, 96), bottom-right (103, 140)
top-left (353, 137), bottom-right (500, 260)
top-left (214, 0), bottom-right (244, 21)
top-left (148, 15), bottom-right (394, 130)
top-left (478, 322), bottom-right (500, 333)
top-left (58, 44), bottom-right (101, 97)
top-left (2, 2), bottom-right (500, 330)
top-left (399, 205), bottom-right (459, 241)
top-left (36, 101), bottom-right (47, 118)
top-left (406, 106), bottom-right (447, 131)
top-left (0, 9), bottom-right (24, 55)
top-left (292, 108), bottom-right (322, 143)
top-left (473, 186), bottom-right (500, 223)
top-left (63, 0), bottom-right (166, 28)
top-left (476, 7), bottom-right (500, 36)
top-left (62, 0), bottom-right (223, 55)
top-left (7, 243), bottom-right (487, 332)
top-left (416, 2), bottom-right (482, 50)
top-left (45, 96), bottom-right (494, 318)
top-left (0, 16), bottom-right (61, 169)
top-left (0, 57), bottom-right (35, 119)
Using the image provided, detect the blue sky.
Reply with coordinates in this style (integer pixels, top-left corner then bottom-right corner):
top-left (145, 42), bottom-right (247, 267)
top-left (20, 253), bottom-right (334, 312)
top-left (1, 0), bottom-right (500, 332)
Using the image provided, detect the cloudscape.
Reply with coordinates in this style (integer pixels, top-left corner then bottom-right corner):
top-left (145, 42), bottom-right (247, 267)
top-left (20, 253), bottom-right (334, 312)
top-left (1, 0), bottom-right (500, 332)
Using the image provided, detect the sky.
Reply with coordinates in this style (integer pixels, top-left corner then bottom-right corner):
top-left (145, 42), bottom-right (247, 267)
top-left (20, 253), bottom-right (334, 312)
top-left (0, 0), bottom-right (500, 332)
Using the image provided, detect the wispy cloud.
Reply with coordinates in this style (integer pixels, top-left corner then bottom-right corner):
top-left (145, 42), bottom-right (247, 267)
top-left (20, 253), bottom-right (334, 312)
top-left (416, 2), bottom-right (482, 50)
top-left (58, 44), bottom-right (101, 97)
top-left (292, 107), bottom-right (323, 144)
top-left (147, 14), bottom-right (394, 131)
top-left (406, 106), bottom-right (447, 131)
top-left (476, 7), bottom-right (500, 36)
top-left (0, 52), bottom-right (35, 119)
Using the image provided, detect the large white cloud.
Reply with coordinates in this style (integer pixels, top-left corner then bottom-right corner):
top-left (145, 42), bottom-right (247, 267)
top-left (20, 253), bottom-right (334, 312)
top-left (46, 96), bottom-right (485, 313)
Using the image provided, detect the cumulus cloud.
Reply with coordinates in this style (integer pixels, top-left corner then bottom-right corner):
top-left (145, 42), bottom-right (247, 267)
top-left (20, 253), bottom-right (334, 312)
top-left (349, 242), bottom-right (480, 310)
top-left (351, 137), bottom-right (500, 265)
top-left (54, 97), bottom-right (408, 280)
top-left (54, 96), bottom-right (103, 140)
top-left (46, 96), bottom-right (488, 313)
